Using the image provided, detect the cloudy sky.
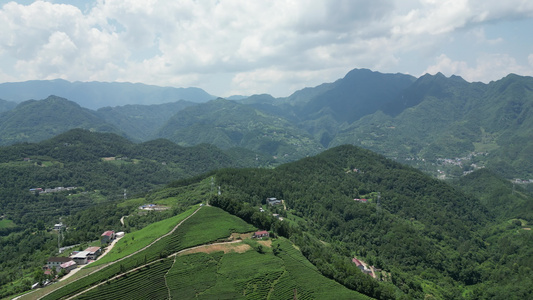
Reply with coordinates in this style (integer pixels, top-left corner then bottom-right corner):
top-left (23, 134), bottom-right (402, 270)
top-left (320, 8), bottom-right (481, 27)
top-left (1, 0), bottom-right (533, 97)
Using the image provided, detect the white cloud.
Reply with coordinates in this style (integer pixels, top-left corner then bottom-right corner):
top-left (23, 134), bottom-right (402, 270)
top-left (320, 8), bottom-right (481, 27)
top-left (0, 0), bottom-right (533, 97)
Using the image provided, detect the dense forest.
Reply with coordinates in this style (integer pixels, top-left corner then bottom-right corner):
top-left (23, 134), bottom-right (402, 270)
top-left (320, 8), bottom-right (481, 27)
top-left (208, 145), bottom-right (533, 299)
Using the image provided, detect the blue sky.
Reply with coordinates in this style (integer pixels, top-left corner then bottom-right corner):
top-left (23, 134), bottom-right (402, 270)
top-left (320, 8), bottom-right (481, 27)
top-left (1, 0), bottom-right (532, 98)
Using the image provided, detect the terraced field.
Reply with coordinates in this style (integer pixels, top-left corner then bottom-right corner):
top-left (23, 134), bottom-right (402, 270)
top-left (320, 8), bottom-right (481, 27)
top-left (39, 206), bottom-right (255, 300)
top-left (37, 206), bottom-right (369, 300)
top-left (77, 259), bottom-right (174, 300)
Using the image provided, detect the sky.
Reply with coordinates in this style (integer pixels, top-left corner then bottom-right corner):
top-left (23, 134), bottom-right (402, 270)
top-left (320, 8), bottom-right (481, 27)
top-left (1, 0), bottom-right (533, 98)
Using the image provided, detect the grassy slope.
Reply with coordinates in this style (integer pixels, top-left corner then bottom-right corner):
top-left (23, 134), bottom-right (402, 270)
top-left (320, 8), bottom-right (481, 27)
top-left (91, 206), bottom-right (198, 266)
top-left (40, 206), bottom-right (255, 300)
top-left (76, 238), bottom-right (369, 300)
top-left (42, 205), bottom-right (369, 300)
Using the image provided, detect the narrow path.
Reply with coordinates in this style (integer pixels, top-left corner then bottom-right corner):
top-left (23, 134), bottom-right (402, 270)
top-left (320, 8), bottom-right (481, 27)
top-left (37, 206), bottom-right (203, 300)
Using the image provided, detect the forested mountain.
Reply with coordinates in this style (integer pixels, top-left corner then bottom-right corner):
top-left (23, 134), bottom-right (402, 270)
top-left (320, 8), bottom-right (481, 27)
top-left (157, 98), bottom-right (323, 162)
top-left (0, 68), bottom-right (532, 179)
top-left (0, 79), bottom-right (215, 109)
top-left (96, 100), bottom-right (198, 141)
top-left (454, 168), bottom-right (533, 220)
top-left (0, 96), bottom-right (122, 145)
top-left (327, 71), bottom-right (533, 178)
top-left (209, 145), bottom-right (533, 299)
top-left (297, 68), bottom-right (415, 124)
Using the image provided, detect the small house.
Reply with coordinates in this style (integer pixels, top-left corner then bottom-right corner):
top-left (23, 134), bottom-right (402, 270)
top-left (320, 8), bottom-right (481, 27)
top-left (352, 258), bottom-right (365, 271)
top-left (266, 197), bottom-right (282, 206)
top-left (84, 246), bottom-right (101, 260)
top-left (60, 260), bottom-right (77, 273)
top-left (101, 230), bottom-right (115, 244)
top-left (71, 251), bottom-right (90, 265)
top-left (53, 223), bottom-right (64, 231)
top-left (352, 258), bottom-right (372, 275)
top-left (47, 257), bottom-right (74, 272)
top-left (253, 230), bottom-right (269, 238)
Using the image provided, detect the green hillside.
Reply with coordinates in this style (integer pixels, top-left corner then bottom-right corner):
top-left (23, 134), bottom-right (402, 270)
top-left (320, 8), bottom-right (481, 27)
top-left (0, 96), bottom-right (122, 145)
top-left (96, 100), bottom-right (198, 141)
top-left (453, 169), bottom-right (533, 221)
top-left (157, 98), bottom-right (322, 162)
top-left (208, 145), bottom-right (533, 299)
top-left (330, 72), bottom-right (533, 178)
top-left (30, 206), bottom-right (368, 300)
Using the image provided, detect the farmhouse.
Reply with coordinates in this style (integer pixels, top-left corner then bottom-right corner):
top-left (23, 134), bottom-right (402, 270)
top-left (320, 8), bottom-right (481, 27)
top-left (101, 230), bottom-right (115, 244)
top-left (47, 257), bottom-right (74, 272)
top-left (352, 258), bottom-right (372, 275)
top-left (354, 198), bottom-right (368, 203)
top-left (266, 197), bottom-right (282, 206)
top-left (71, 251), bottom-right (90, 265)
top-left (59, 260), bottom-right (77, 273)
top-left (253, 230), bottom-right (269, 238)
top-left (53, 222), bottom-right (64, 231)
top-left (85, 246), bottom-right (102, 260)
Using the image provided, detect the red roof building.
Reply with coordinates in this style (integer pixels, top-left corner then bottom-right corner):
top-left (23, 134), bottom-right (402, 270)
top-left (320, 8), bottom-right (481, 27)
top-left (352, 257), bottom-right (366, 271)
top-left (253, 230), bottom-right (269, 238)
top-left (101, 230), bottom-right (115, 244)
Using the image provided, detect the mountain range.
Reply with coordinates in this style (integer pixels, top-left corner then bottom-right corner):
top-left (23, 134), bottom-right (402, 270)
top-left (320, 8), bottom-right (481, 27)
top-left (0, 68), bottom-right (532, 178)
top-left (0, 79), bottom-right (215, 109)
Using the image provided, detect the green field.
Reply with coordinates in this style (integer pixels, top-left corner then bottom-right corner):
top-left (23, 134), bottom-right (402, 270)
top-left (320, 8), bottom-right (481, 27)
top-left (77, 237), bottom-right (370, 299)
top-left (76, 259), bottom-right (174, 300)
top-left (91, 206), bottom-right (198, 267)
top-left (42, 206), bottom-right (257, 300)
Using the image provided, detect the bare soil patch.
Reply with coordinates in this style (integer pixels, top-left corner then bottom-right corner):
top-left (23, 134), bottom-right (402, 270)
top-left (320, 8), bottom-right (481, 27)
top-left (229, 232), bottom-right (253, 240)
top-left (179, 242), bottom-right (251, 255)
top-left (258, 240), bottom-right (272, 248)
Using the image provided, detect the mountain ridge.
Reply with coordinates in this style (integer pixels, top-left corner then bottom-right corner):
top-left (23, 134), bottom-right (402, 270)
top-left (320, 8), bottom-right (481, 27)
top-left (0, 79), bottom-right (215, 109)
